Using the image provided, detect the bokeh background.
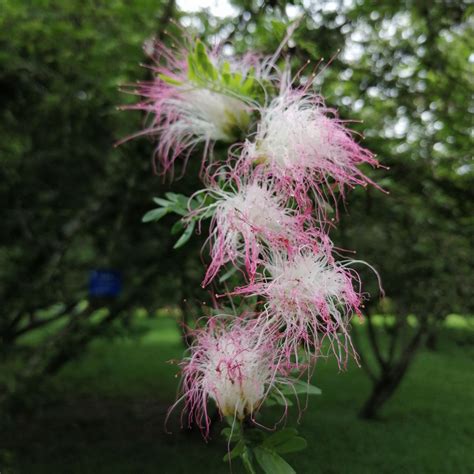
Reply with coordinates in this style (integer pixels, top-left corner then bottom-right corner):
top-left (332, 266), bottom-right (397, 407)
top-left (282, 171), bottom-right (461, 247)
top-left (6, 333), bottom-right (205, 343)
top-left (1, 1), bottom-right (473, 473)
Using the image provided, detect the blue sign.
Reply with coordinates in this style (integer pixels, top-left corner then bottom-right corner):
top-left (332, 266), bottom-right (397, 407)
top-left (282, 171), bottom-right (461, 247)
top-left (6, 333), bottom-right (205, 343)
top-left (89, 270), bottom-right (122, 298)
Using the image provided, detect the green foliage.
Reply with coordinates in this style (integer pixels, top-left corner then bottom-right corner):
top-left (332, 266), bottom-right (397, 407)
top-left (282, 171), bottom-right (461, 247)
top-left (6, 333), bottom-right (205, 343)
top-left (142, 191), bottom-right (215, 248)
top-left (0, 0), bottom-right (210, 397)
top-left (0, 0), bottom-right (175, 317)
top-left (265, 377), bottom-right (321, 407)
top-left (254, 447), bottom-right (295, 474)
top-left (186, 39), bottom-right (257, 99)
top-left (279, 377), bottom-right (322, 396)
top-left (262, 428), bottom-right (307, 454)
top-left (221, 420), bottom-right (306, 473)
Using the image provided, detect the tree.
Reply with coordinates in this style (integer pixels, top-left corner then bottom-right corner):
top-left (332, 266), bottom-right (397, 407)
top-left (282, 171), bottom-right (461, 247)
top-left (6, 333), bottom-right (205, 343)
top-left (0, 0), bottom-right (209, 405)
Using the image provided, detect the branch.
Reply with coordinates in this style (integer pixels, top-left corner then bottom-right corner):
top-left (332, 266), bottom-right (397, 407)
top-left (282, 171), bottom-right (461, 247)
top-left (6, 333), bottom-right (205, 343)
top-left (9, 301), bottom-right (80, 341)
top-left (365, 312), bottom-right (388, 371)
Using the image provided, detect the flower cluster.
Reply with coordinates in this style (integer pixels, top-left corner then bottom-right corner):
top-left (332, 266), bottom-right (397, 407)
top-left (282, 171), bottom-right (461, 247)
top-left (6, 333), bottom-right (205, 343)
top-left (128, 38), bottom-right (382, 437)
top-left (233, 246), bottom-right (362, 369)
top-left (121, 39), bottom-right (268, 175)
top-left (176, 317), bottom-right (278, 437)
top-left (192, 167), bottom-right (328, 285)
top-left (241, 90), bottom-right (380, 212)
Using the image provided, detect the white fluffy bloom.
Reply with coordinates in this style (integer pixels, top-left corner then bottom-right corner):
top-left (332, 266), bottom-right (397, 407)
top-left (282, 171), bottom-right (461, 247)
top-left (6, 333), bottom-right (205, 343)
top-left (164, 88), bottom-right (251, 146)
top-left (265, 251), bottom-right (352, 321)
top-left (218, 180), bottom-right (295, 236)
top-left (243, 91), bottom-right (378, 201)
top-left (234, 247), bottom-right (362, 366)
top-left (180, 319), bottom-right (276, 425)
top-left (201, 331), bottom-right (271, 418)
top-left (197, 173), bottom-right (307, 285)
top-left (124, 40), bottom-right (259, 173)
top-left (250, 95), bottom-right (326, 169)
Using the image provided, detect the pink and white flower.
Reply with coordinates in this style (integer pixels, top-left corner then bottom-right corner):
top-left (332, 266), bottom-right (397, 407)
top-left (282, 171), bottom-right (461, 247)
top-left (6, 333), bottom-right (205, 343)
top-left (233, 246), bottom-right (362, 368)
top-left (193, 168), bottom-right (328, 286)
top-left (121, 40), bottom-right (253, 175)
top-left (125, 35), bottom-right (386, 454)
top-left (176, 317), bottom-right (280, 436)
top-left (240, 89), bottom-right (380, 213)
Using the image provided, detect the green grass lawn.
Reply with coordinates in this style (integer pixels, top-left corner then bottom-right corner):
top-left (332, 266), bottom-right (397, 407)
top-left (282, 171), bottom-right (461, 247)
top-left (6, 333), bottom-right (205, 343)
top-left (1, 316), bottom-right (473, 474)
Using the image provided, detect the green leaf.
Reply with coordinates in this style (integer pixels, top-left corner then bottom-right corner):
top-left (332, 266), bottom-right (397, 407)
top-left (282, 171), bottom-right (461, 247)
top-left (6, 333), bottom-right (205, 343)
top-left (263, 429), bottom-right (308, 454)
top-left (222, 61), bottom-right (231, 75)
top-left (142, 208), bottom-right (168, 223)
top-left (263, 428), bottom-right (298, 447)
top-left (241, 447), bottom-right (257, 474)
top-left (268, 391), bottom-right (294, 407)
top-left (225, 416), bottom-right (235, 427)
top-left (152, 197), bottom-right (171, 207)
top-left (264, 397), bottom-right (277, 407)
top-left (254, 447), bottom-right (296, 474)
top-left (221, 427), bottom-right (240, 442)
top-left (278, 378), bottom-right (322, 396)
top-left (273, 437), bottom-right (307, 455)
top-left (158, 73), bottom-right (182, 86)
top-left (164, 192), bottom-right (188, 208)
top-left (223, 439), bottom-right (245, 462)
top-left (194, 40), bottom-right (206, 59)
top-left (266, 393), bottom-right (293, 407)
top-left (221, 61), bottom-right (231, 84)
top-left (194, 40), bottom-right (217, 81)
top-left (168, 206), bottom-right (187, 217)
top-left (175, 194), bottom-right (190, 208)
top-left (187, 53), bottom-right (198, 82)
top-left (241, 76), bottom-right (255, 94)
top-left (170, 219), bottom-right (184, 235)
top-left (271, 20), bottom-right (286, 38)
top-left (167, 204), bottom-right (187, 217)
top-left (241, 67), bottom-right (255, 94)
top-left (161, 193), bottom-right (189, 216)
top-left (173, 221), bottom-right (195, 249)
top-left (164, 192), bottom-right (180, 202)
top-left (232, 72), bottom-right (243, 87)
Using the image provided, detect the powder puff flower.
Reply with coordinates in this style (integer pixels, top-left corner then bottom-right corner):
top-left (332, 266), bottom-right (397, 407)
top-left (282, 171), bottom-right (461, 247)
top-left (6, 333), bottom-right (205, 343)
top-left (233, 246), bottom-right (362, 368)
top-left (175, 317), bottom-right (280, 437)
top-left (191, 168), bottom-right (328, 286)
top-left (121, 40), bottom-right (256, 175)
top-left (241, 89), bottom-right (380, 213)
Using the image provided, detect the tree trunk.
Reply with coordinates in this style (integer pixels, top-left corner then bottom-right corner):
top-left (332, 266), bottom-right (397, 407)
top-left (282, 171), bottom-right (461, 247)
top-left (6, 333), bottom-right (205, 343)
top-left (426, 329), bottom-right (438, 351)
top-left (358, 325), bottom-right (426, 419)
top-left (359, 376), bottom-right (400, 419)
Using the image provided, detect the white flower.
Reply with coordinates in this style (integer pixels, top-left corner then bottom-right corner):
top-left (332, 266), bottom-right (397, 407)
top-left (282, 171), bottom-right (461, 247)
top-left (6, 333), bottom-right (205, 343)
top-left (234, 246), bottom-right (362, 367)
top-left (195, 171), bottom-right (309, 285)
top-left (163, 88), bottom-right (251, 146)
top-left (242, 90), bottom-right (378, 207)
top-left (265, 250), bottom-right (352, 323)
top-left (213, 179), bottom-right (297, 250)
top-left (180, 318), bottom-right (276, 426)
top-left (201, 329), bottom-right (271, 418)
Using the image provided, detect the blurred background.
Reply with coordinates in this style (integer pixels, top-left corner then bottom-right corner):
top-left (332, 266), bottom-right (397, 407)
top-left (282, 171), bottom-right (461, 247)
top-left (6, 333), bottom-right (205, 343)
top-left (0, 1), bottom-right (473, 473)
